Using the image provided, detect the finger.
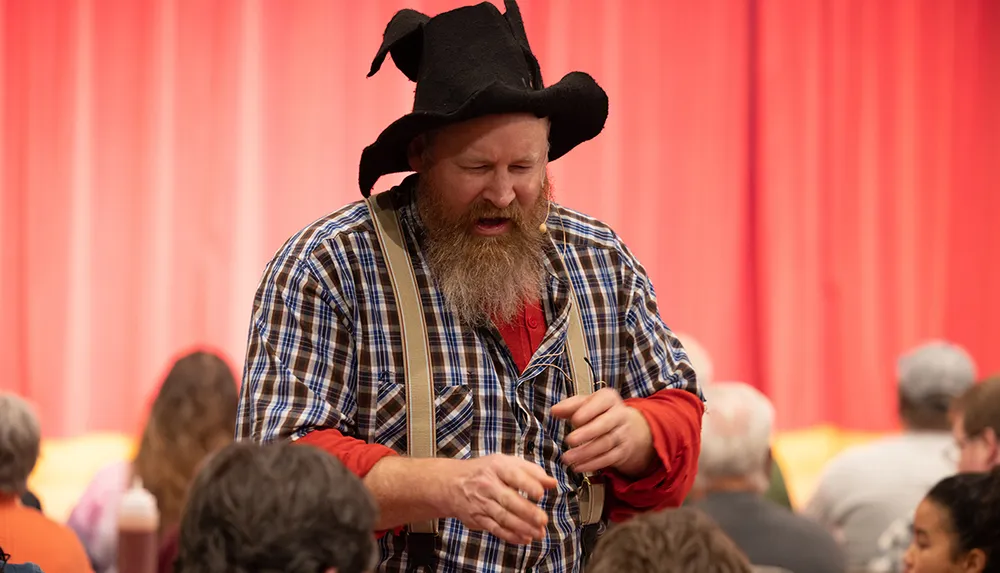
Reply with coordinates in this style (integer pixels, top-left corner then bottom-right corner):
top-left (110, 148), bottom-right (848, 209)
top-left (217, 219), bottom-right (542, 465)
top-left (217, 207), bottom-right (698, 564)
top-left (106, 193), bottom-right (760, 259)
top-left (565, 407), bottom-right (624, 448)
top-left (498, 464), bottom-right (554, 501)
top-left (550, 394), bottom-right (588, 419)
top-left (572, 447), bottom-right (625, 474)
top-left (568, 389), bottom-right (618, 428)
top-left (562, 432), bottom-right (620, 469)
top-left (474, 514), bottom-right (533, 545)
top-left (487, 495), bottom-right (547, 540)
top-left (497, 487), bottom-right (549, 529)
top-left (516, 460), bottom-right (559, 489)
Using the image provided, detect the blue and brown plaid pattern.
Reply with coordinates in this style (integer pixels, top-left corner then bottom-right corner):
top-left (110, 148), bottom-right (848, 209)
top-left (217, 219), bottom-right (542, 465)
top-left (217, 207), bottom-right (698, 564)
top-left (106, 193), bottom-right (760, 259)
top-left (237, 176), bottom-right (702, 573)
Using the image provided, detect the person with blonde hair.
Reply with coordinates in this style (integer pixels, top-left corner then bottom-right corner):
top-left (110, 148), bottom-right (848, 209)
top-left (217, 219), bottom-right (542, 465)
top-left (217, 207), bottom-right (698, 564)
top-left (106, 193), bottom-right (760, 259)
top-left (67, 350), bottom-right (239, 573)
top-left (0, 393), bottom-right (92, 572)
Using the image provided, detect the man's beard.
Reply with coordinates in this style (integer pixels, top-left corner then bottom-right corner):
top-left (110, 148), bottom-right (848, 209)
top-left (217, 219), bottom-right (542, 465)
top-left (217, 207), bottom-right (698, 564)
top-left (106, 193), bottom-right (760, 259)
top-left (416, 176), bottom-right (551, 328)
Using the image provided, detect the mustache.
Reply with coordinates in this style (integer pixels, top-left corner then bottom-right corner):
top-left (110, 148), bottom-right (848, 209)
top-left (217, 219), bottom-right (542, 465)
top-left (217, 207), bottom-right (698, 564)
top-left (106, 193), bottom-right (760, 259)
top-left (460, 199), bottom-right (537, 227)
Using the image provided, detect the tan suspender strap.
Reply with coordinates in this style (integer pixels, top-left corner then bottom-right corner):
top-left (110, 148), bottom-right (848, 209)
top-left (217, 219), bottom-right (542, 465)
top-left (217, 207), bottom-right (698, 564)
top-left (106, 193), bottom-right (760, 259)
top-left (563, 284), bottom-right (607, 526)
top-left (366, 193), bottom-right (438, 535)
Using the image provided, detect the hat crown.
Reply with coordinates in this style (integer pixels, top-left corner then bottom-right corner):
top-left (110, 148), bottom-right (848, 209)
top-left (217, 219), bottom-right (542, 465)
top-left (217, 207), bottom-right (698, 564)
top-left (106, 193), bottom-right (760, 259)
top-left (369, 1), bottom-right (543, 115)
top-left (359, 0), bottom-right (608, 196)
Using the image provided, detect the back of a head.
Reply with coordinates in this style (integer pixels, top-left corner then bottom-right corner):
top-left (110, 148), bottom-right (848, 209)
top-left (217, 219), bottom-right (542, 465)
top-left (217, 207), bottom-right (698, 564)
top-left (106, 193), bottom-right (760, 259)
top-left (175, 441), bottom-right (377, 573)
top-left (0, 393), bottom-right (41, 497)
top-left (675, 332), bottom-right (714, 387)
top-left (588, 508), bottom-right (752, 573)
top-left (698, 382), bottom-right (775, 492)
top-left (962, 376), bottom-right (1000, 443)
top-left (924, 467), bottom-right (1000, 573)
top-left (897, 341), bottom-right (977, 430)
top-left (133, 350), bottom-right (240, 530)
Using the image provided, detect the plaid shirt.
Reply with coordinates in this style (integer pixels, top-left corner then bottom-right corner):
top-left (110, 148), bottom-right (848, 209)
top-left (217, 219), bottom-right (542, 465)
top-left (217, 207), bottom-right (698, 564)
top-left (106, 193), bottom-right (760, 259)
top-left (237, 177), bottom-right (701, 572)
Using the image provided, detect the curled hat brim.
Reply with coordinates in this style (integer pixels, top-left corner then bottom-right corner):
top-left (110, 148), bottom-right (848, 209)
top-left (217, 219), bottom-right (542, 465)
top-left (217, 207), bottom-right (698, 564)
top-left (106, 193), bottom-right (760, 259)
top-left (359, 71), bottom-right (608, 197)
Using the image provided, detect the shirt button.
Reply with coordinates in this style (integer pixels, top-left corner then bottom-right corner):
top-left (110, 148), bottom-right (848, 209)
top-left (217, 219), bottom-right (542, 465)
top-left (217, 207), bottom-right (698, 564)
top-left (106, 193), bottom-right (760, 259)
top-left (526, 441), bottom-right (535, 454)
top-left (527, 316), bottom-right (539, 329)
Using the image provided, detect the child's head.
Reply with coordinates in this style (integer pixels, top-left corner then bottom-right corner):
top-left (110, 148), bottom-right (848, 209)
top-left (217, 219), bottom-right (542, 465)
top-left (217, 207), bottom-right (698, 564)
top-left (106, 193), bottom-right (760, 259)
top-left (904, 468), bottom-right (1000, 573)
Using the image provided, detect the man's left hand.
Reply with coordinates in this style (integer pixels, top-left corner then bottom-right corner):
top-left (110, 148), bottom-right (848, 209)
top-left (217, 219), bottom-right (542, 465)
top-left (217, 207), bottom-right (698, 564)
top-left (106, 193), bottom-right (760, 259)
top-left (551, 388), bottom-right (655, 476)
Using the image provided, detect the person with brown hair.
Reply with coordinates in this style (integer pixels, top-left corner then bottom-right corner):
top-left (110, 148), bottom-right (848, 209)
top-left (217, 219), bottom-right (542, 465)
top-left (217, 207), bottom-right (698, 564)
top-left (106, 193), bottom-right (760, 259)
top-left (953, 375), bottom-right (1000, 472)
top-left (174, 441), bottom-right (377, 573)
top-left (586, 507), bottom-right (753, 573)
top-left (67, 350), bottom-right (239, 573)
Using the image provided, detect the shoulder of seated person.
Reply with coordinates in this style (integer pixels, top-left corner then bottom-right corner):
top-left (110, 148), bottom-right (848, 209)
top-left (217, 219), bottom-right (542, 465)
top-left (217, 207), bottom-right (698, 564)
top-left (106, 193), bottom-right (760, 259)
top-left (5, 565), bottom-right (45, 573)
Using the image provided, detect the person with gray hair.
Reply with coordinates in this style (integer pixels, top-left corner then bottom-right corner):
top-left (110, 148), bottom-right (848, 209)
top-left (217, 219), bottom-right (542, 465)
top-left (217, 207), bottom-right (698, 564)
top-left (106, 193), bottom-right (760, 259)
top-left (0, 393), bottom-right (92, 572)
top-left (690, 382), bottom-right (845, 573)
top-left (804, 340), bottom-right (978, 570)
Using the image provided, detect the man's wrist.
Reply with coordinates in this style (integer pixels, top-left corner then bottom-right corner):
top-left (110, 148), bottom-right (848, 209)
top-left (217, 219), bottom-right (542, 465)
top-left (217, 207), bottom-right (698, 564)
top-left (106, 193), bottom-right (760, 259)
top-left (425, 457), bottom-right (461, 515)
top-left (612, 407), bottom-right (656, 477)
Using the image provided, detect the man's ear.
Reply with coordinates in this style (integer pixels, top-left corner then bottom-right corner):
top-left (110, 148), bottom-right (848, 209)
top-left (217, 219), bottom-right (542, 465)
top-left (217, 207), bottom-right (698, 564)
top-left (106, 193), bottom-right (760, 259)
top-left (407, 135), bottom-right (427, 172)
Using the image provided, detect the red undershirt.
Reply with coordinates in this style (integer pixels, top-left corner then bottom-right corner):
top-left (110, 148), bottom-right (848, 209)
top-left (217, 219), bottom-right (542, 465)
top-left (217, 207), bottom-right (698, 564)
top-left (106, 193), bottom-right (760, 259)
top-left (298, 300), bottom-right (703, 534)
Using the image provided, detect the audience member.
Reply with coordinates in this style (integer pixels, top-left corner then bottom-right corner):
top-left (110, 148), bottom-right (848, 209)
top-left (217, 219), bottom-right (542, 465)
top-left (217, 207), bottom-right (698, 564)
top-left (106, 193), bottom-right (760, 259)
top-left (690, 382), bottom-right (845, 573)
top-left (587, 507), bottom-right (753, 573)
top-left (0, 542), bottom-right (44, 573)
top-left (902, 468), bottom-right (1000, 573)
top-left (675, 332), bottom-right (793, 510)
top-left (0, 393), bottom-right (93, 573)
top-left (67, 350), bottom-right (238, 573)
top-left (18, 491), bottom-right (41, 512)
top-left (869, 375), bottom-right (1000, 572)
top-left (173, 441), bottom-right (377, 573)
top-left (805, 341), bottom-right (977, 568)
top-left (952, 376), bottom-right (1000, 472)
top-left (675, 332), bottom-right (715, 387)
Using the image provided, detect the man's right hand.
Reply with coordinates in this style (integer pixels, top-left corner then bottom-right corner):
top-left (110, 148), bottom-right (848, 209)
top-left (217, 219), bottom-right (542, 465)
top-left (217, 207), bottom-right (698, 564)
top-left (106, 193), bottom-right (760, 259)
top-left (444, 454), bottom-right (557, 545)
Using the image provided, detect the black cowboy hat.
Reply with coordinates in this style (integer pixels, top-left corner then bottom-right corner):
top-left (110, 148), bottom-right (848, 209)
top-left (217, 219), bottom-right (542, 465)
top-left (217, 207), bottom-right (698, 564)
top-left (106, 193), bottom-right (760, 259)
top-left (358, 0), bottom-right (609, 196)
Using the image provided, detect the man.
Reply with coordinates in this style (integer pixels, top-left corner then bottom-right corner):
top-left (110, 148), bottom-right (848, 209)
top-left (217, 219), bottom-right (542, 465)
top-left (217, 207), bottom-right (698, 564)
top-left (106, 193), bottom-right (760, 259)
top-left (0, 394), bottom-right (92, 573)
top-left (867, 375), bottom-right (1000, 573)
top-left (804, 341), bottom-right (976, 569)
top-left (587, 508), bottom-right (755, 573)
top-left (237, 1), bottom-right (704, 571)
top-left (174, 442), bottom-right (377, 573)
top-left (689, 383), bottom-right (845, 573)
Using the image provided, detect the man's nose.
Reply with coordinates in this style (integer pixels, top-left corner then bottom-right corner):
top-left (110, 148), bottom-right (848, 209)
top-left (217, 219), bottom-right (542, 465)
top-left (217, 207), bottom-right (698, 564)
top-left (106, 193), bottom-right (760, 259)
top-left (481, 170), bottom-right (516, 208)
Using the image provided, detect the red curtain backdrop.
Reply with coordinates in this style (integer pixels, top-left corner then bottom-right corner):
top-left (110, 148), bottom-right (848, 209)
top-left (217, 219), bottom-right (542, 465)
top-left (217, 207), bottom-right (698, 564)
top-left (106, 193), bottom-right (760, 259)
top-left (2, 0), bottom-right (998, 437)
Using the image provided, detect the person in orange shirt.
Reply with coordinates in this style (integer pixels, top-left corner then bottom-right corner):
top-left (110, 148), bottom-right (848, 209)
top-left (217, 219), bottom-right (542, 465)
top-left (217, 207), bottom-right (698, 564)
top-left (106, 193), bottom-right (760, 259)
top-left (0, 393), bottom-right (93, 573)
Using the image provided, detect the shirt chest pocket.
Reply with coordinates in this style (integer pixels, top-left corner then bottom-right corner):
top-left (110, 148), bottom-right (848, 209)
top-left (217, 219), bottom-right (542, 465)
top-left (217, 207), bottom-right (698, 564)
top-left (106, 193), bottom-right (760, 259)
top-left (373, 371), bottom-right (475, 460)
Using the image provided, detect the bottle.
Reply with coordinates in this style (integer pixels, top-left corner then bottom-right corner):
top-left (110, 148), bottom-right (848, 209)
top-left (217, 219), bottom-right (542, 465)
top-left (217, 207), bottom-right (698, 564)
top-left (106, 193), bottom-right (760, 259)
top-left (118, 477), bottom-right (160, 573)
